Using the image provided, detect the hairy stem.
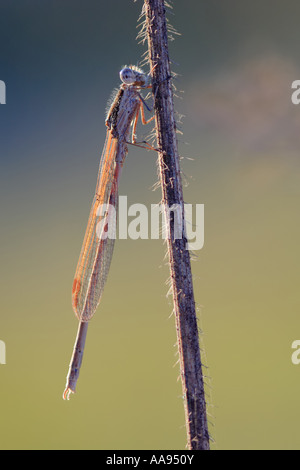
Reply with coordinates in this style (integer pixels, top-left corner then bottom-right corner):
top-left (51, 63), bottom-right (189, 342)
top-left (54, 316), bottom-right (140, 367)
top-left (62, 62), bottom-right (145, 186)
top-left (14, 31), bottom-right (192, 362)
top-left (143, 0), bottom-right (210, 450)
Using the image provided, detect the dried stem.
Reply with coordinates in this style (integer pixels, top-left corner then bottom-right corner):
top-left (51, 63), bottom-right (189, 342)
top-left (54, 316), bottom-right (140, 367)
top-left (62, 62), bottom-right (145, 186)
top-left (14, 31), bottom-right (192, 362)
top-left (142, 0), bottom-right (210, 450)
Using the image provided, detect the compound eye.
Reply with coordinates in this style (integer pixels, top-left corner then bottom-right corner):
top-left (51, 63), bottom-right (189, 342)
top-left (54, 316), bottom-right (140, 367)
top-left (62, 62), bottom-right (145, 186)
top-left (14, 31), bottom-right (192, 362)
top-left (120, 68), bottom-right (136, 85)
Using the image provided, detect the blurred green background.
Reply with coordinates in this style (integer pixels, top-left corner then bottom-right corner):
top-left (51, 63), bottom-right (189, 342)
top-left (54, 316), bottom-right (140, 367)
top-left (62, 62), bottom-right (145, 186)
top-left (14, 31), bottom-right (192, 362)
top-left (0, 0), bottom-right (300, 450)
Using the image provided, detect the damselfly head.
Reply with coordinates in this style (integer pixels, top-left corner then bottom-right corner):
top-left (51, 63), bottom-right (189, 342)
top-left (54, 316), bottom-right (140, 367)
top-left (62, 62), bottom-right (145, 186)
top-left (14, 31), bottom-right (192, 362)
top-left (120, 66), bottom-right (149, 87)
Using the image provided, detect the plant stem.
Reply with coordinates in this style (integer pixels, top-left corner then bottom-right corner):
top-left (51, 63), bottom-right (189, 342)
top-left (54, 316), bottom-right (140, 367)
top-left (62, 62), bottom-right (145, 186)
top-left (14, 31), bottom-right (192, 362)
top-left (143, 0), bottom-right (210, 450)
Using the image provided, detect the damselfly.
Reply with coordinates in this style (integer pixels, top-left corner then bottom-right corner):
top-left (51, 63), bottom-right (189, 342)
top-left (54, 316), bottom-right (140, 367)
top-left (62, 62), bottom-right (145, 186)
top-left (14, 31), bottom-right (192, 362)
top-left (63, 66), bottom-right (155, 400)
